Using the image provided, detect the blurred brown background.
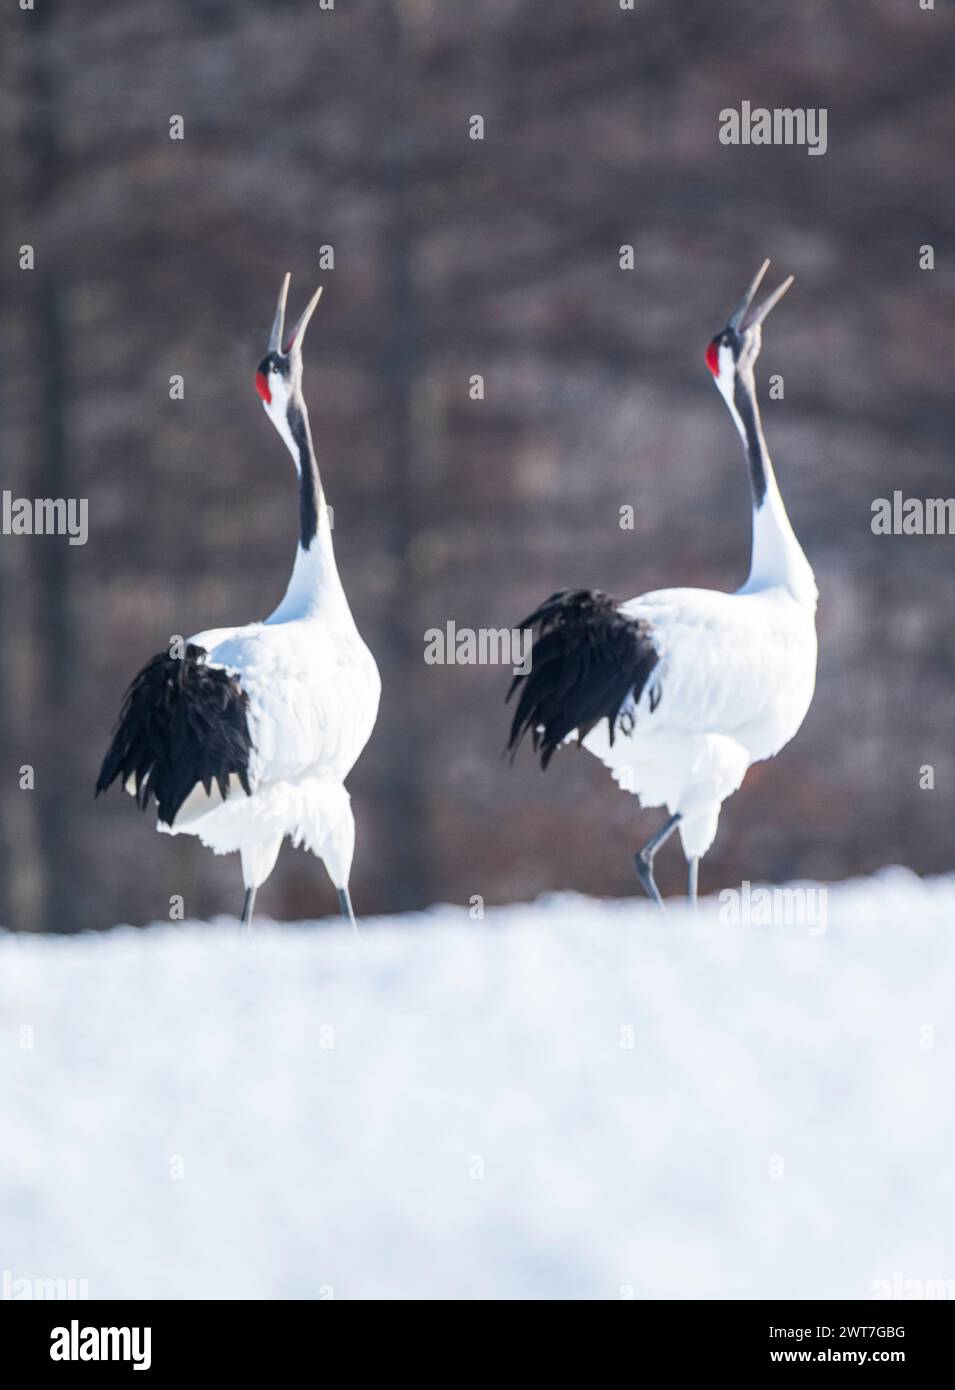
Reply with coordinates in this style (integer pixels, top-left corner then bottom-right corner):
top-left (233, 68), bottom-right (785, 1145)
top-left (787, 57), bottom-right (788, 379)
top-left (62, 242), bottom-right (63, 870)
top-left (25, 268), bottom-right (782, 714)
top-left (1, 0), bottom-right (953, 931)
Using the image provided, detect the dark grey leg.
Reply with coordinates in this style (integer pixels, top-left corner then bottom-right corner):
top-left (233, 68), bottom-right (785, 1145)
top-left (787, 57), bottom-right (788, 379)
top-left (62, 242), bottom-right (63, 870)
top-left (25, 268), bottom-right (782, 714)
top-left (634, 813), bottom-right (682, 909)
top-left (688, 856), bottom-right (700, 907)
top-left (338, 886), bottom-right (359, 936)
top-left (240, 886), bottom-right (256, 935)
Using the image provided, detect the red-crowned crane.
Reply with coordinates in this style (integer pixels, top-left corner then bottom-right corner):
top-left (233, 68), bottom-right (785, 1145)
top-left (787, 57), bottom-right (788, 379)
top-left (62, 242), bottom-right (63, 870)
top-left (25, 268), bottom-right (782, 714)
top-left (506, 262), bottom-right (817, 906)
top-left (97, 275), bottom-right (381, 932)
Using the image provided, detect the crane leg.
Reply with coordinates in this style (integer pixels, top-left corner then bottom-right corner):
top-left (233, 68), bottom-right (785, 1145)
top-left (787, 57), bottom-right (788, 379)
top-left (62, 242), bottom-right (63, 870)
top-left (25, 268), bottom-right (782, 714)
top-left (634, 813), bottom-right (682, 909)
top-left (338, 886), bottom-right (360, 937)
top-left (688, 856), bottom-right (700, 907)
top-left (240, 886), bottom-right (256, 936)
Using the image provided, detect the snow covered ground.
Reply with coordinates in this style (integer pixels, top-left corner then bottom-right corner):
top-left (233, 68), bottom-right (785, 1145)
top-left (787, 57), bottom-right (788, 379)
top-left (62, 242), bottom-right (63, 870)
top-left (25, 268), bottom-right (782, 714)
top-left (1, 868), bottom-right (953, 1300)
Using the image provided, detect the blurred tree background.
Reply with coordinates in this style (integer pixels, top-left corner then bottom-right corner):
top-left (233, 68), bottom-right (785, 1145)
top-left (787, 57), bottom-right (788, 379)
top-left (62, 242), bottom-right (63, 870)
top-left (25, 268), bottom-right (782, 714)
top-left (1, 0), bottom-right (953, 931)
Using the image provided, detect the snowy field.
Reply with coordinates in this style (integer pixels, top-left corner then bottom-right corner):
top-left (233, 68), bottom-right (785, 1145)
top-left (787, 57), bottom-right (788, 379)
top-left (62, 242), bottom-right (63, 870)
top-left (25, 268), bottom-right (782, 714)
top-left (1, 868), bottom-right (953, 1301)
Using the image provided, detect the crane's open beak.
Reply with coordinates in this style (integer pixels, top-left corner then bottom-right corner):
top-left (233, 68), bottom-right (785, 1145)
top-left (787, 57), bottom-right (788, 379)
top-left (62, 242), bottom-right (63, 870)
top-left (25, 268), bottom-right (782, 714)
top-left (268, 273), bottom-right (290, 353)
top-left (727, 259), bottom-right (794, 333)
top-left (267, 273), bottom-right (323, 355)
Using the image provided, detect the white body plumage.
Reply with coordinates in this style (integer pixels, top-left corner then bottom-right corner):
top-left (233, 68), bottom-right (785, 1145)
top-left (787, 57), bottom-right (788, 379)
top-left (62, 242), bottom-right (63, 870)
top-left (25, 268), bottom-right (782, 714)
top-left (161, 511), bottom-right (381, 895)
top-left (584, 579), bottom-right (816, 860)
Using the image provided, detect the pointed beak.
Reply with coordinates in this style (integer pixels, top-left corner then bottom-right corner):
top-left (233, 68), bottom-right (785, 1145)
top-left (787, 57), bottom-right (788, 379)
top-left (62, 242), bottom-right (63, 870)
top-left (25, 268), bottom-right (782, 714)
top-left (727, 259), bottom-right (794, 333)
top-left (283, 284), bottom-right (323, 354)
top-left (268, 272), bottom-right (290, 353)
top-left (747, 272), bottom-right (794, 329)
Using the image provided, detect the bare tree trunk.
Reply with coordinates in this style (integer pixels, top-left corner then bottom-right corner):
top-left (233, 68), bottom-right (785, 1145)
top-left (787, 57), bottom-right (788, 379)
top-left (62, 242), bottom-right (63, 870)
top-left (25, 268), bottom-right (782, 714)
top-left (26, 0), bottom-right (77, 931)
top-left (0, 19), bottom-right (46, 931)
top-left (376, 0), bottom-right (430, 909)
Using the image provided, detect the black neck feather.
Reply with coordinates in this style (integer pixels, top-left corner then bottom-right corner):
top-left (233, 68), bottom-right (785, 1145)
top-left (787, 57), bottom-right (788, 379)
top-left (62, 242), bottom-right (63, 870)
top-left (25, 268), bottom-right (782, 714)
top-left (287, 403), bottom-right (321, 549)
top-left (732, 375), bottom-right (768, 509)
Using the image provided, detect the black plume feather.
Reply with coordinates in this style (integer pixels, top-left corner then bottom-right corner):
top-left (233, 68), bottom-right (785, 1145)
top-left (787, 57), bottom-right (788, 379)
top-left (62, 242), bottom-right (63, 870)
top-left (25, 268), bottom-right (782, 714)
top-left (506, 589), bottom-right (659, 769)
top-left (96, 644), bottom-right (253, 826)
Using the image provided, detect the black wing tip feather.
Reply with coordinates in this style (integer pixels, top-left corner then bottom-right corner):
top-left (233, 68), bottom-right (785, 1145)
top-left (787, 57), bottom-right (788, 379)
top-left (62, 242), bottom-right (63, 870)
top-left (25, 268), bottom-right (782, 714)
top-left (505, 588), bottom-right (658, 770)
top-left (96, 643), bottom-right (253, 826)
